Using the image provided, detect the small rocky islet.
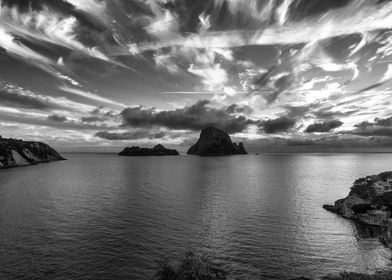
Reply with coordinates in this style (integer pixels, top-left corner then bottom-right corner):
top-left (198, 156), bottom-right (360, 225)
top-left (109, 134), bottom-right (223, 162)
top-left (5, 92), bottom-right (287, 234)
top-left (323, 171), bottom-right (392, 246)
top-left (187, 126), bottom-right (247, 156)
top-left (118, 144), bottom-right (179, 156)
top-left (119, 127), bottom-right (248, 157)
top-left (0, 137), bottom-right (65, 169)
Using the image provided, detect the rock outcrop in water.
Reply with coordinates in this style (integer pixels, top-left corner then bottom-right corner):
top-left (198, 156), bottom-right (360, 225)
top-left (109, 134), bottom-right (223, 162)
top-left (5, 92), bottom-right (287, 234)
top-left (187, 127), bottom-right (247, 156)
top-left (323, 171), bottom-right (392, 246)
top-left (0, 137), bottom-right (65, 169)
top-left (119, 144), bottom-right (179, 156)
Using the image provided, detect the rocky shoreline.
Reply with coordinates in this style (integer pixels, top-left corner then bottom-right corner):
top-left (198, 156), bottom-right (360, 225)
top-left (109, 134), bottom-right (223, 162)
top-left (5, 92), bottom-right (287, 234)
top-left (0, 137), bottom-right (65, 169)
top-left (155, 251), bottom-right (392, 280)
top-left (323, 171), bottom-right (392, 246)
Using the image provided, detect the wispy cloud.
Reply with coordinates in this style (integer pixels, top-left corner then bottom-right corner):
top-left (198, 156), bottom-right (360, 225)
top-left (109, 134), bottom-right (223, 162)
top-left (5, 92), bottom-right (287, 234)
top-left (0, 2), bottom-right (110, 61)
top-left (0, 81), bottom-right (95, 113)
top-left (0, 27), bottom-right (51, 65)
top-left (63, 0), bottom-right (107, 20)
top-left (59, 86), bottom-right (127, 108)
top-left (130, 1), bottom-right (392, 52)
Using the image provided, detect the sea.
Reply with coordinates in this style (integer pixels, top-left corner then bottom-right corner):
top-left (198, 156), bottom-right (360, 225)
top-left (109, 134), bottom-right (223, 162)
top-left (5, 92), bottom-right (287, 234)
top-left (0, 153), bottom-right (391, 279)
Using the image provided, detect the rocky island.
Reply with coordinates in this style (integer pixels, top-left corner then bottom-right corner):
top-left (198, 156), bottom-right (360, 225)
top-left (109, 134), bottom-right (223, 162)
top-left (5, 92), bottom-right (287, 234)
top-left (119, 144), bottom-right (179, 156)
top-left (0, 137), bottom-right (65, 169)
top-left (187, 127), bottom-right (247, 156)
top-left (323, 171), bottom-right (392, 246)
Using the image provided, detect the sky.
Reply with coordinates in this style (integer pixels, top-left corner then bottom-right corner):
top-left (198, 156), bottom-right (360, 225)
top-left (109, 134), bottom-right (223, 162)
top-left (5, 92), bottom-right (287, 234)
top-left (1, 0), bottom-right (392, 153)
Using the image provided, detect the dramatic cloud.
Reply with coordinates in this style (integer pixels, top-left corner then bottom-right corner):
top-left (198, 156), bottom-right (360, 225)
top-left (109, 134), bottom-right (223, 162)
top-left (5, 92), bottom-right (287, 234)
top-left (81, 116), bottom-right (107, 123)
top-left (226, 104), bottom-right (253, 114)
top-left (131, 1), bottom-right (392, 52)
top-left (285, 135), bottom-right (392, 149)
top-left (251, 69), bottom-right (293, 103)
top-left (351, 128), bottom-right (392, 137)
top-left (243, 134), bottom-right (392, 153)
top-left (349, 116), bottom-right (392, 137)
top-left (305, 120), bottom-right (343, 133)
top-left (47, 114), bottom-right (67, 122)
top-left (355, 117), bottom-right (392, 129)
top-left (95, 130), bottom-right (167, 140)
top-left (2, 0), bottom-right (392, 150)
top-left (63, 0), bottom-right (106, 19)
top-left (258, 116), bottom-right (296, 134)
top-left (0, 27), bottom-right (51, 65)
top-left (0, 2), bottom-right (109, 61)
top-left (121, 100), bottom-right (256, 134)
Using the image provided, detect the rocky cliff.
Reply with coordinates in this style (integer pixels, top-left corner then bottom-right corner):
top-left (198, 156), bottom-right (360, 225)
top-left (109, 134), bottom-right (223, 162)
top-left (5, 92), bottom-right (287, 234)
top-left (187, 127), bottom-right (247, 156)
top-left (323, 171), bottom-right (392, 244)
top-left (0, 138), bottom-right (65, 169)
top-left (119, 144), bottom-right (179, 156)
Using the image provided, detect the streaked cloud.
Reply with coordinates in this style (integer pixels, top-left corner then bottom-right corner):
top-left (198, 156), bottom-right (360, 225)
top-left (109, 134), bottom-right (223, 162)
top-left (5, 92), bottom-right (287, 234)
top-left (0, 27), bottom-right (51, 65)
top-left (59, 86), bottom-right (126, 108)
top-left (0, 81), bottom-right (94, 112)
top-left (63, 0), bottom-right (106, 19)
top-left (0, 2), bottom-right (109, 61)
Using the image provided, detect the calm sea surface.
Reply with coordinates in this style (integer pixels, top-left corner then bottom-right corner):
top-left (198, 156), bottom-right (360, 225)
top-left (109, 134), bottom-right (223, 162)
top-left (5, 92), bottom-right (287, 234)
top-left (0, 153), bottom-right (392, 279)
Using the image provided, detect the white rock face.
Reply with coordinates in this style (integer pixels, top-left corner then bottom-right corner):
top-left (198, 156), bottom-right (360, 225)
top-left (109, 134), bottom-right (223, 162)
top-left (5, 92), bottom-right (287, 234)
top-left (11, 150), bottom-right (30, 166)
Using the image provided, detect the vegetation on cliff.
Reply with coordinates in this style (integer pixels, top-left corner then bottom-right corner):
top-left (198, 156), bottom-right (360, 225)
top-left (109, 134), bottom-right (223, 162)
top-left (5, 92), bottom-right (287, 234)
top-left (323, 171), bottom-right (392, 248)
top-left (155, 252), bottom-right (226, 280)
top-left (155, 252), bottom-right (392, 280)
top-left (320, 271), bottom-right (392, 280)
top-left (323, 171), bottom-right (392, 218)
top-left (0, 137), bottom-right (65, 168)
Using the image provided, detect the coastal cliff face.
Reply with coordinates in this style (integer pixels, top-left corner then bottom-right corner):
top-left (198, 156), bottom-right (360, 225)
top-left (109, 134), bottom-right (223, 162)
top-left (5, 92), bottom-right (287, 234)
top-left (323, 171), bottom-right (392, 244)
top-left (119, 144), bottom-right (179, 156)
top-left (0, 138), bottom-right (65, 169)
top-left (187, 127), bottom-right (247, 156)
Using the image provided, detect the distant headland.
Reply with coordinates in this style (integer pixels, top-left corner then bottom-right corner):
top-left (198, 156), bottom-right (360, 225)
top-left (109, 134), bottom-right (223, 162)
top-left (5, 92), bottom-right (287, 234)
top-left (119, 144), bottom-right (179, 156)
top-left (323, 171), bottom-right (392, 246)
top-left (187, 127), bottom-right (247, 156)
top-left (0, 137), bottom-right (65, 169)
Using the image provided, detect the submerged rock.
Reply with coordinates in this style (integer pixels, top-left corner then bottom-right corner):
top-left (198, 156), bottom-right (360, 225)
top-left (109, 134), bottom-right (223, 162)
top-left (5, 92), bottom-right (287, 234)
top-left (323, 171), bottom-right (392, 245)
top-left (0, 137), bottom-right (65, 169)
top-left (119, 144), bottom-right (179, 156)
top-left (187, 127), bottom-right (247, 156)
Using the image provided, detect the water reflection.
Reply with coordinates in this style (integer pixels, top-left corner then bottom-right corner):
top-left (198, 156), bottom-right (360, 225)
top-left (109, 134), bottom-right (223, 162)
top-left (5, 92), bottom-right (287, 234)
top-left (0, 154), bottom-right (391, 279)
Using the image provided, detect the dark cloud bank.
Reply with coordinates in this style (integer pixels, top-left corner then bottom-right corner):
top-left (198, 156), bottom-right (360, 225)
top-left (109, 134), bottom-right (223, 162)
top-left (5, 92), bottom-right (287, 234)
top-left (305, 120), bottom-right (343, 133)
top-left (349, 117), bottom-right (392, 137)
top-left (258, 116), bottom-right (296, 134)
top-left (120, 100), bottom-right (257, 134)
top-left (95, 130), bottom-right (167, 140)
top-left (47, 114), bottom-right (68, 122)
